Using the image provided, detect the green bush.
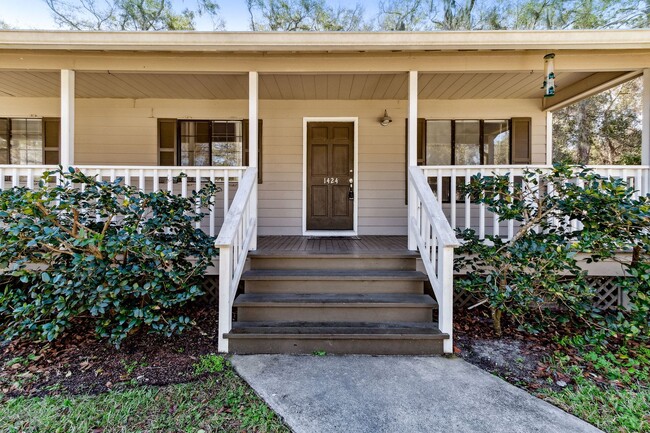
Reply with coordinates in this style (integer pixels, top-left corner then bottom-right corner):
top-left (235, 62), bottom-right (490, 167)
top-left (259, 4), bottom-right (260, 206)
top-left (0, 168), bottom-right (220, 346)
top-left (456, 164), bottom-right (650, 338)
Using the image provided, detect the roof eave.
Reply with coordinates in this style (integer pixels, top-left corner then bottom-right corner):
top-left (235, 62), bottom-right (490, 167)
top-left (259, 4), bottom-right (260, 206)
top-left (0, 29), bottom-right (650, 52)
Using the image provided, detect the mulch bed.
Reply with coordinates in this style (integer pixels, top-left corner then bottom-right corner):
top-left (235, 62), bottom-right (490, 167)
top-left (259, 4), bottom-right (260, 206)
top-left (1, 305), bottom-right (220, 399)
top-left (453, 307), bottom-right (646, 393)
top-left (453, 307), bottom-right (577, 393)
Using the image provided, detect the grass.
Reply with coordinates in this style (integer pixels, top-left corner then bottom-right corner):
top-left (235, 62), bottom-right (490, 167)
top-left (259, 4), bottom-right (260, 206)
top-left (540, 337), bottom-right (650, 433)
top-left (0, 368), bottom-right (289, 433)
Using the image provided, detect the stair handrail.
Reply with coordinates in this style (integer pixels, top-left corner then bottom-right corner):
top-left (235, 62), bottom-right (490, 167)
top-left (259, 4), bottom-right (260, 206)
top-left (408, 166), bottom-right (460, 354)
top-left (215, 166), bottom-right (258, 352)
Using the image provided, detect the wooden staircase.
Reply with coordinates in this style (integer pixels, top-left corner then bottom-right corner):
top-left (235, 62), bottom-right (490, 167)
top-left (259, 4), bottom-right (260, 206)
top-left (224, 249), bottom-right (449, 355)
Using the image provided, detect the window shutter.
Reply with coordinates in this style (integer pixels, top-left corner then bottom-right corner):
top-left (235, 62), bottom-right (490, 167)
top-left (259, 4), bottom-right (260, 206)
top-left (157, 118), bottom-right (177, 166)
top-left (0, 118), bottom-right (8, 164)
top-left (243, 119), bottom-right (263, 184)
top-left (511, 117), bottom-right (532, 164)
top-left (43, 117), bottom-right (60, 165)
top-left (417, 118), bottom-right (426, 165)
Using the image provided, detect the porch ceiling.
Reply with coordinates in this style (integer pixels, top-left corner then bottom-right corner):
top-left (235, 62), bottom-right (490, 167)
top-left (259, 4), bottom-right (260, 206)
top-left (0, 70), bottom-right (626, 101)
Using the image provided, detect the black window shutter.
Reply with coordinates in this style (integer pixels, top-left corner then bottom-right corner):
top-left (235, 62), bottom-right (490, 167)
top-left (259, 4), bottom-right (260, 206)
top-left (243, 119), bottom-right (263, 184)
top-left (511, 117), bottom-right (532, 164)
top-left (157, 118), bottom-right (177, 166)
top-left (43, 117), bottom-right (61, 165)
top-left (0, 118), bottom-right (9, 164)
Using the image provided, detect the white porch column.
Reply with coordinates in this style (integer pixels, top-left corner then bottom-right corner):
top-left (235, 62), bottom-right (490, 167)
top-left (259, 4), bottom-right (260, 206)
top-left (641, 69), bottom-right (650, 165)
top-left (248, 71), bottom-right (259, 250)
top-left (546, 111), bottom-right (553, 165)
top-left (407, 71), bottom-right (418, 251)
top-left (60, 70), bottom-right (75, 168)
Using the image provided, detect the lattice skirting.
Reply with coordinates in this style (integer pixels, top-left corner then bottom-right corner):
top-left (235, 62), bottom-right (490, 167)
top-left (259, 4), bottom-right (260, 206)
top-left (200, 275), bottom-right (220, 305)
top-left (454, 276), bottom-right (628, 310)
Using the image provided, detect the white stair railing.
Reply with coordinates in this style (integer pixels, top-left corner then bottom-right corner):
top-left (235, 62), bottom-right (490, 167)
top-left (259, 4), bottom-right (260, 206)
top-left (408, 166), bottom-right (460, 354)
top-left (214, 167), bottom-right (258, 353)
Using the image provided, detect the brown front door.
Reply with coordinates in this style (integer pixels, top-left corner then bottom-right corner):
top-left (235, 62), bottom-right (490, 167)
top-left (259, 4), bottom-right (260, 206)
top-left (307, 122), bottom-right (354, 231)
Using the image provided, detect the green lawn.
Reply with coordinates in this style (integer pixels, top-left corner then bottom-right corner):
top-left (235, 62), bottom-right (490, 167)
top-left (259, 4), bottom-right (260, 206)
top-left (1, 367), bottom-right (290, 433)
top-left (541, 339), bottom-right (650, 433)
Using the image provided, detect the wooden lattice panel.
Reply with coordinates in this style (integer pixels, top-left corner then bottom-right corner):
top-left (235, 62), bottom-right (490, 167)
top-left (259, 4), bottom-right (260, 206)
top-left (453, 276), bottom-right (626, 310)
top-left (588, 277), bottom-right (623, 310)
top-left (200, 276), bottom-right (219, 305)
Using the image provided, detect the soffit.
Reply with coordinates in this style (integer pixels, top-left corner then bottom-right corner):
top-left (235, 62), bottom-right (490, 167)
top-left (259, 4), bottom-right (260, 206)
top-left (0, 70), bottom-right (618, 100)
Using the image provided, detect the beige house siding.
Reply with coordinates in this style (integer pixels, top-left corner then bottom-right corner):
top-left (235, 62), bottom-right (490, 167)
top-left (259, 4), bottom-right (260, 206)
top-left (0, 96), bottom-right (547, 236)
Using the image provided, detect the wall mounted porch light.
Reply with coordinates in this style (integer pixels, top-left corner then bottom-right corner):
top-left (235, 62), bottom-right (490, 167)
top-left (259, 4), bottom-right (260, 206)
top-left (379, 109), bottom-right (392, 126)
top-left (542, 53), bottom-right (556, 97)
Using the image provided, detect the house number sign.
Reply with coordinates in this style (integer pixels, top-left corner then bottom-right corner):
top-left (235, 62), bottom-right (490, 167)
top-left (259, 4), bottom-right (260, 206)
top-left (323, 177), bottom-right (339, 184)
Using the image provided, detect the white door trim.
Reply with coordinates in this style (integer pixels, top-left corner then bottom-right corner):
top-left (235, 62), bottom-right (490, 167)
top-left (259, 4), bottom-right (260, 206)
top-left (302, 117), bottom-right (359, 237)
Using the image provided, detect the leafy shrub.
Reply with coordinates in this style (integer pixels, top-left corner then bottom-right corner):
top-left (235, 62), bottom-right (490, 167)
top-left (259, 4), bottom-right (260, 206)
top-left (193, 353), bottom-right (226, 375)
top-left (456, 164), bottom-right (650, 338)
top-left (0, 168), bottom-right (219, 346)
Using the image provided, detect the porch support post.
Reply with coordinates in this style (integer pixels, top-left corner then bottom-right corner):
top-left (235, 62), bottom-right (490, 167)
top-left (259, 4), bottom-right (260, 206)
top-left (248, 71), bottom-right (258, 250)
top-left (641, 69), bottom-right (650, 165)
top-left (546, 111), bottom-right (553, 165)
top-left (407, 71), bottom-right (418, 251)
top-left (60, 69), bottom-right (75, 168)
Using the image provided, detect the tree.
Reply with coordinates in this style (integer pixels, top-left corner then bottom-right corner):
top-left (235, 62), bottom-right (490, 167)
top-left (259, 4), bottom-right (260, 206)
top-left (245, 0), bottom-right (369, 31)
top-left (554, 79), bottom-right (642, 165)
top-left (456, 164), bottom-right (650, 337)
top-left (43, 0), bottom-right (224, 31)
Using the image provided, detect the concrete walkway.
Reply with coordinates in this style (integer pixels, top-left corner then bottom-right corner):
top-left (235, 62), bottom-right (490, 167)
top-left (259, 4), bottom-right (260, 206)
top-left (231, 355), bottom-right (602, 433)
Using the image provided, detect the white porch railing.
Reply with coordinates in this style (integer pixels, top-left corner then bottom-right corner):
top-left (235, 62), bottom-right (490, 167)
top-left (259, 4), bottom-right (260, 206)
top-left (421, 165), bottom-right (650, 241)
top-left (214, 167), bottom-right (258, 353)
top-left (0, 165), bottom-right (246, 237)
top-left (408, 166), bottom-right (460, 354)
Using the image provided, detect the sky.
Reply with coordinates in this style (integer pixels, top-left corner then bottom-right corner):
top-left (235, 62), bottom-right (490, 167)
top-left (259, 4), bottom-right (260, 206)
top-left (1, 0), bottom-right (381, 31)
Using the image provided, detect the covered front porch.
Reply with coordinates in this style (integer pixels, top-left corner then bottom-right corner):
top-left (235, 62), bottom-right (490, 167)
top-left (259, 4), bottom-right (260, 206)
top-left (1, 30), bottom-right (650, 354)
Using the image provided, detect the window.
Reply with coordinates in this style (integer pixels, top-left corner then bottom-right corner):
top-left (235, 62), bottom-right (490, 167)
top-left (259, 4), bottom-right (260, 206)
top-left (423, 119), bottom-right (511, 166)
top-left (411, 118), bottom-right (531, 203)
top-left (0, 118), bottom-right (60, 165)
top-left (158, 118), bottom-right (263, 183)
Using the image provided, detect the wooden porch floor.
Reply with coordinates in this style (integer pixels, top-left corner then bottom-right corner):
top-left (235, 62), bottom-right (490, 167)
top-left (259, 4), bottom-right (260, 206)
top-left (256, 236), bottom-right (411, 255)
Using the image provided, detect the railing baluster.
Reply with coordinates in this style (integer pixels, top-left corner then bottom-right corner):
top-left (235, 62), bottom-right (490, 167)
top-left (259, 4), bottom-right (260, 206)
top-left (464, 170), bottom-right (470, 230)
top-left (507, 172), bottom-right (514, 240)
top-left (195, 169), bottom-right (202, 230)
top-left (450, 169), bottom-right (457, 230)
top-left (224, 170), bottom-right (230, 215)
top-left (152, 169), bottom-right (159, 193)
top-left (210, 170), bottom-right (216, 237)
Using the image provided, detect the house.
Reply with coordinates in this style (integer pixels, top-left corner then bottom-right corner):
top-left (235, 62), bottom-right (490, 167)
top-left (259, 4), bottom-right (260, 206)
top-left (0, 30), bottom-right (648, 355)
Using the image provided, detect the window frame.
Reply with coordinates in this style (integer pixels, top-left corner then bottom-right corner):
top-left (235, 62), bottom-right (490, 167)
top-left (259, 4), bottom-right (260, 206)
top-left (0, 117), bottom-right (57, 165)
top-left (424, 118), bottom-right (512, 167)
top-left (157, 117), bottom-right (263, 184)
top-left (176, 119), bottom-right (244, 168)
top-left (423, 118), bottom-right (512, 204)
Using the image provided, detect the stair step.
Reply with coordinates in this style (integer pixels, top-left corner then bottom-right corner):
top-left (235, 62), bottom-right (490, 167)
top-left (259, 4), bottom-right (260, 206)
top-left (233, 293), bottom-right (436, 307)
top-left (225, 322), bottom-right (448, 355)
top-left (228, 321), bottom-right (447, 337)
top-left (244, 278), bottom-right (424, 294)
top-left (249, 256), bottom-right (417, 271)
top-left (234, 293), bottom-right (436, 323)
top-left (242, 269), bottom-right (428, 281)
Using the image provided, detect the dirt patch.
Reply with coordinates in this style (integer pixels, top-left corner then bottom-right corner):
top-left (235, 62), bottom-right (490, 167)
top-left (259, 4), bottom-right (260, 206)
top-left (454, 308), bottom-right (570, 392)
top-left (0, 305), bottom-right (220, 399)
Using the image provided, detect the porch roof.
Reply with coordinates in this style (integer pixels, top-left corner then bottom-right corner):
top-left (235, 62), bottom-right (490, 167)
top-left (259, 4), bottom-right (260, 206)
top-left (1, 29), bottom-right (650, 53)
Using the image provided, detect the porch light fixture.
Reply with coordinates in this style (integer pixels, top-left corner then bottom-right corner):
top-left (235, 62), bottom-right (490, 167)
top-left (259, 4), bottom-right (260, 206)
top-left (379, 109), bottom-right (392, 126)
top-left (542, 53), bottom-right (556, 97)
